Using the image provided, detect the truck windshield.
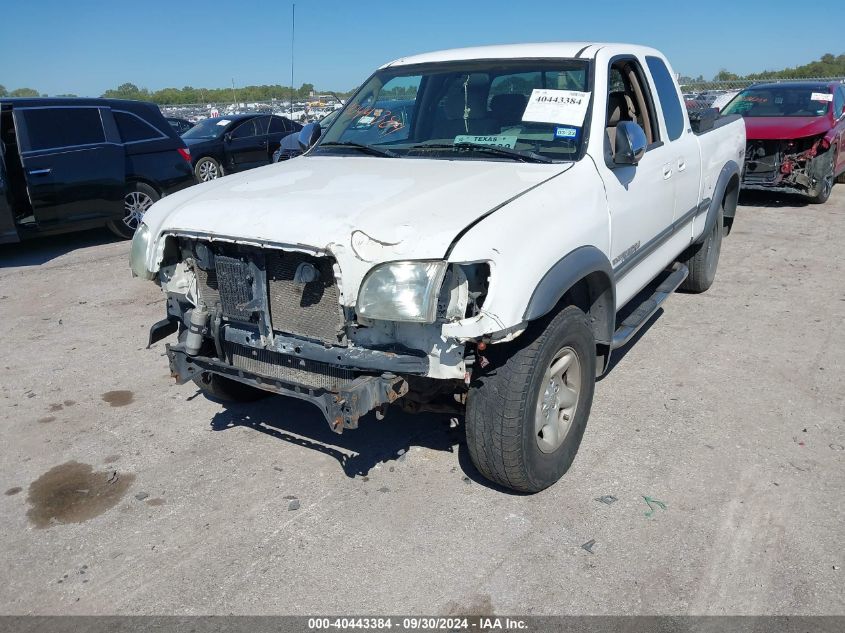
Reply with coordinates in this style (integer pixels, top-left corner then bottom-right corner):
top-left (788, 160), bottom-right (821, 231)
top-left (721, 87), bottom-right (832, 118)
top-left (316, 59), bottom-right (591, 162)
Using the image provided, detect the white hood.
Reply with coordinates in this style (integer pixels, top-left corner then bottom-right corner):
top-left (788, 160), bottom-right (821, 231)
top-left (143, 155), bottom-right (571, 302)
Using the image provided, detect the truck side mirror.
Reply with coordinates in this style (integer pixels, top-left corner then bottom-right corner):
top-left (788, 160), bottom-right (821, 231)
top-left (613, 121), bottom-right (648, 165)
top-left (298, 122), bottom-right (322, 151)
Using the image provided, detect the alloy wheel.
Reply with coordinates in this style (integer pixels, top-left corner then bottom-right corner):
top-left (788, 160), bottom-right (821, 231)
top-left (198, 160), bottom-right (219, 182)
top-left (123, 191), bottom-right (154, 231)
top-left (535, 346), bottom-right (582, 453)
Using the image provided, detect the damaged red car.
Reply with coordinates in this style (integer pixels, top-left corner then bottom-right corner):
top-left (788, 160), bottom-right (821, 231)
top-left (722, 82), bottom-right (845, 203)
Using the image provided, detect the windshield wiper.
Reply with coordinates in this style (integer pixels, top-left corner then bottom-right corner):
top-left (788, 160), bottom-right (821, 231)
top-left (409, 142), bottom-right (552, 163)
top-left (317, 141), bottom-right (398, 158)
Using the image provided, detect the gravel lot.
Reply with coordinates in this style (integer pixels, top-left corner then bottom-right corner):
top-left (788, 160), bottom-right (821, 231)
top-left (0, 187), bottom-right (843, 616)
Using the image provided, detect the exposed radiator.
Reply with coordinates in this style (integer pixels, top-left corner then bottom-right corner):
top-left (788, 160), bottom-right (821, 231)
top-left (265, 251), bottom-right (344, 344)
top-left (192, 246), bottom-right (345, 345)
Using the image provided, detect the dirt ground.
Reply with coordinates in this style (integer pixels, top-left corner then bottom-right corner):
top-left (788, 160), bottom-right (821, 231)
top-left (0, 187), bottom-right (843, 615)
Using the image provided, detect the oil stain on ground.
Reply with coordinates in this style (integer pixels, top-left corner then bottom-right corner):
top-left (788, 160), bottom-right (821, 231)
top-left (26, 461), bottom-right (135, 528)
top-left (101, 391), bottom-right (134, 407)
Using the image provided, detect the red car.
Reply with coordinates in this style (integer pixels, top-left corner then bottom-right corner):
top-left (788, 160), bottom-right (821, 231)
top-left (721, 81), bottom-right (845, 203)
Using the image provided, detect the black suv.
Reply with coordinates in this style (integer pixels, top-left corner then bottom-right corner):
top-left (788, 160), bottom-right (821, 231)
top-left (0, 98), bottom-right (195, 242)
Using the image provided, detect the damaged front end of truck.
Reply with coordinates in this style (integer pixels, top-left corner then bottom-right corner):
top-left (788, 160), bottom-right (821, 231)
top-left (743, 134), bottom-right (835, 198)
top-left (139, 231), bottom-right (494, 434)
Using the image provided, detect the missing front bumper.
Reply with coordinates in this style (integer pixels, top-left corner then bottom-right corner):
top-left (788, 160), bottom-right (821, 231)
top-left (166, 343), bottom-right (409, 433)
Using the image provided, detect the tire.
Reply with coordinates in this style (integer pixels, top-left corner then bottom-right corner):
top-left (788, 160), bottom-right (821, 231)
top-left (194, 156), bottom-right (223, 182)
top-left (808, 150), bottom-right (835, 204)
top-left (678, 205), bottom-right (723, 293)
top-left (465, 305), bottom-right (596, 493)
top-left (107, 182), bottom-right (159, 239)
top-left (193, 372), bottom-right (269, 403)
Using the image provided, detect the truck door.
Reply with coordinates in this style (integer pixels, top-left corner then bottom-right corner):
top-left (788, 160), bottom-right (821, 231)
top-left (593, 57), bottom-right (676, 307)
top-left (13, 106), bottom-right (124, 227)
top-left (645, 56), bottom-right (703, 225)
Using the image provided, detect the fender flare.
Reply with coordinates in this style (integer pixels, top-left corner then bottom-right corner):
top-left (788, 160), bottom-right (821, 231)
top-left (523, 245), bottom-right (615, 345)
top-left (695, 160), bottom-right (740, 244)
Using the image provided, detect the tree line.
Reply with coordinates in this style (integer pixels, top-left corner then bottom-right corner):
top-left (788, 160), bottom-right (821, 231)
top-left (4, 52), bottom-right (843, 102)
top-left (706, 53), bottom-right (845, 83)
top-left (100, 82), bottom-right (352, 104)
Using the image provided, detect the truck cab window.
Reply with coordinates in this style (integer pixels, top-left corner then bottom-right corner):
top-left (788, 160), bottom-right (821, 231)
top-left (645, 56), bottom-right (686, 141)
top-left (606, 59), bottom-right (659, 148)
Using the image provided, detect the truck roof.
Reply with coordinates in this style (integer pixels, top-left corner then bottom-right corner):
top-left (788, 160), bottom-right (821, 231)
top-left (382, 42), bottom-right (663, 68)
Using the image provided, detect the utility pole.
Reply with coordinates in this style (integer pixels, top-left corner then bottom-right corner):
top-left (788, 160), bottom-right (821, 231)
top-left (290, 3), bottom-right (295, 117)
top-left (231, 79), bottom-right (237, 106)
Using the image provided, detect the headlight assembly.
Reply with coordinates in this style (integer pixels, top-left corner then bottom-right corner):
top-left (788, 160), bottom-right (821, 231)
top-left (356, 260), bottom-right (447, 323)
top-left (129, 223), bottom-right (155, 280)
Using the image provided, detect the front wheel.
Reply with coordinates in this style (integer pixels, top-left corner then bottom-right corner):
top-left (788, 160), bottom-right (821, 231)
top-left (465, 305), bottom-right (596, 493)
top-left (107, 182), bottom-right (159, 239)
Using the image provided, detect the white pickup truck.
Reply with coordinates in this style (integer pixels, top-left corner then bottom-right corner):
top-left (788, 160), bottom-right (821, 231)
top-left (132, 43), bottom-right (746, 492)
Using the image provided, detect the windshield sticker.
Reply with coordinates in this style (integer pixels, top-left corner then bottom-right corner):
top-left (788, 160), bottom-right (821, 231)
top-left (522, 89), bottom-right (591, 126)
top-left (811, 92), bottom-right (833, 102)
top-left (454, 134), bottom-right (518, 149)
top-left (554, 126), bottom-right (580, 140)
top-left (357, 115), bottom-right (376, 125)
top-left (216, 119), bottom-right (231, 126)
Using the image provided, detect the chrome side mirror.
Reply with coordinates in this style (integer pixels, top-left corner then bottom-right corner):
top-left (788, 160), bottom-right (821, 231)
top-left (298, 122), bottom-right (322, 151)
top-left (613, 121), bottom-right (648, 165)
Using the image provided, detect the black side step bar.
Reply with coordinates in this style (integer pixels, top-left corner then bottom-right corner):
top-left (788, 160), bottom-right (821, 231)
top-left (611, 263), bottom-right (689, 350)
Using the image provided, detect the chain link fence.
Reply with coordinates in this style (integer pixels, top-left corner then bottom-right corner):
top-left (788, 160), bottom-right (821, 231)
top-left (680, 77), bottom-right (845, 111)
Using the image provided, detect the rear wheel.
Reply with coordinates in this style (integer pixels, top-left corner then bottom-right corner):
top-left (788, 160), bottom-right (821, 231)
top-left (195, 156), bottom-right (222, 182)
top-left (193, 372), bottom-right (269, 402)
top-left (808, 151), bottom-right (835, 204)
top-left (678, 205), bottom-right (723, 293)
top-left (465, 305), bottom-right (596, 493)
top-left (107, 182), bottom-right (158, 239)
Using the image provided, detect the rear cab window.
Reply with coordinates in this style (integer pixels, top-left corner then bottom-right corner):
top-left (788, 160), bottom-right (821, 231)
top-left (645, 56), bottom-right (686, 141)
top-left (18, 107), bottom-right (105, 152)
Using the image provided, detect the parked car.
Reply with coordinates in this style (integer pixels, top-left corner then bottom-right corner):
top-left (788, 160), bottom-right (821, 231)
top-left (180, 114), bottom-right (302, 181)
top-left (165, 117), bottom-right (194, 135)
top-left (0, 98), bottom-right (195, 242)
top-left (273, 109), bottom-right (340, 162)
top-left (133, 43), bottom-right (745, 493)
top-left (721, 81), bottom-right (845, 203)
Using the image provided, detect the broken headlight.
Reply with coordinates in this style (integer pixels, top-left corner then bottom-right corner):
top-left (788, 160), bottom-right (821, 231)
top-left (129, 223), bottom-right (155, 280)
top-left (357, 261), bottom-right (447, 323)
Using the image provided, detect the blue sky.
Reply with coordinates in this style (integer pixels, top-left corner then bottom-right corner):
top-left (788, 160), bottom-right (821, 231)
top-left (1, 0), bottom-right (840, 96)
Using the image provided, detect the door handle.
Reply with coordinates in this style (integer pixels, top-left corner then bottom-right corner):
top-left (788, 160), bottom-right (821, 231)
top-left (677, 158), bottom-right (686, 171)
top-left (663, 164), bottom-right (672, 179)
top-left (28, 168), bottom-right (52, 176)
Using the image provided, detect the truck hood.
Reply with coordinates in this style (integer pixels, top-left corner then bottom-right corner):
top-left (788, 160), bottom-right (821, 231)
top-left (743, 116), bottom-right (831, 141)
top-left (144, 155), bottom-right (570, 263)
